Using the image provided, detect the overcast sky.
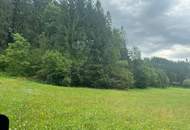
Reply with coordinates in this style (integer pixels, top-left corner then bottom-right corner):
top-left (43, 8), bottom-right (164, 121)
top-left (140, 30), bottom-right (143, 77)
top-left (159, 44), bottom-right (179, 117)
top-left (100, 0), bottom-right (190, 60)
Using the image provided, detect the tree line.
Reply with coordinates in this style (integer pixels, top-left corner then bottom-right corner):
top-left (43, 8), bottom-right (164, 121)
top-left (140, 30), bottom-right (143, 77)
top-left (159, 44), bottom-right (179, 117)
top-left (0, 0), bottom-right (190, 89)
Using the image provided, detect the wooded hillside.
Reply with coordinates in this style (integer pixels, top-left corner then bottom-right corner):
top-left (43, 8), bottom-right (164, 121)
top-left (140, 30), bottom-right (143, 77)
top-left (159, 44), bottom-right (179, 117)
top-left (0, 0), bottom-right (190, 89)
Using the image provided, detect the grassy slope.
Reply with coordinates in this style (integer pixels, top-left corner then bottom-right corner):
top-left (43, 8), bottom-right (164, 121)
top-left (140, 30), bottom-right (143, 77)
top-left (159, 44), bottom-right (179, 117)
top-left (0, 76), bottom-right (190, 130)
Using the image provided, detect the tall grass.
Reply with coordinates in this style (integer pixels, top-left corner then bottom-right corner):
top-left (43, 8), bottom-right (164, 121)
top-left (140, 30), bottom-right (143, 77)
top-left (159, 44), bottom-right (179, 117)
top-left (0, 76), bottom-right (190, 130)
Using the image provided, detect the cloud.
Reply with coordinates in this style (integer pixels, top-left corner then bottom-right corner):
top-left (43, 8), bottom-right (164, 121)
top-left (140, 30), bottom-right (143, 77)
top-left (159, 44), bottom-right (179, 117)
top-left (100, 0), bottom-right (190, 60)
top-left (151, 44), bottom-right (190, 61)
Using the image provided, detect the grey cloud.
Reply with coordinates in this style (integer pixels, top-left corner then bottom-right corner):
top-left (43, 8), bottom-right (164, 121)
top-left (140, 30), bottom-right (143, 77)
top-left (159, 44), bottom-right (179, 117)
top-left (100, 0), bottom-right (190, 60)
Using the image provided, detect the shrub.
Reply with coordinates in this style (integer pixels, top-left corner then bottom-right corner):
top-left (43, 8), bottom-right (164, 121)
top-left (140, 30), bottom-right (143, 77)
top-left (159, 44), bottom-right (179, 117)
top-left (81, 61), bottom-right (134, 89)
top-left (109, 61), bottom-right (134, 89)
top-left (36, 50), bottom-right (71, 86)
top-left (81, 64), bottom-right (110, 88)
top-left (132, 60), bottom-right (169, 88)
top-left (0, 54), bottom-right (8, 71)
top-left (156, 69), bottom-right (170, 88)
top-left (183, 79), bottom-right (190, 88)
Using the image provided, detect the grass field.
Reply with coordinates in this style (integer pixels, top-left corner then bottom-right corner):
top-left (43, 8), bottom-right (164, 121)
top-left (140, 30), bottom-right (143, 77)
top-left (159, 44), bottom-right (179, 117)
top-left (0, 76), bottom-right (190, 130)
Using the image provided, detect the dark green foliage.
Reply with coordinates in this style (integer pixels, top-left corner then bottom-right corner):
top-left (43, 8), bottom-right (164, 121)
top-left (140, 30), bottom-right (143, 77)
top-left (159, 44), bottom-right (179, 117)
top-left (0, 0), bottom-right (182, 89)
top-left (151, 57), bottom-right (190, 85)
top-left (183, 79), bottom-right (190, 88)
top-left (0, 0), bottom-right (12, 50)
top-left (81, 64), bottom-right (110, 88)
top-left (109, 61), bottom-right (134, 89)
top-left (132, 59), bottom-right (169, 88)
top-left (36, 50), bottom-right (71, 86)
top-left (0, 54), bottom-right (7, 71)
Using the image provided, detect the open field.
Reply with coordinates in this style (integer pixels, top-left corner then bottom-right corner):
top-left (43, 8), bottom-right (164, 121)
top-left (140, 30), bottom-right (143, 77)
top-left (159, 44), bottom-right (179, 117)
top-left (0, 76), bottom-right (190, 130)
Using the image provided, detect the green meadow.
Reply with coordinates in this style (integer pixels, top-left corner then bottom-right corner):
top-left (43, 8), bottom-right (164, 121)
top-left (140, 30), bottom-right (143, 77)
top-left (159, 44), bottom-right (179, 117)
top-left (0, 76), bottom-right (190, 130)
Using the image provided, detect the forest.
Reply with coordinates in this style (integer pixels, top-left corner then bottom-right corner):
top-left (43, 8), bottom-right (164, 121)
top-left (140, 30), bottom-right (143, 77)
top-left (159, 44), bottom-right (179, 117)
top-left (0, 0), bottom-right (190, 89)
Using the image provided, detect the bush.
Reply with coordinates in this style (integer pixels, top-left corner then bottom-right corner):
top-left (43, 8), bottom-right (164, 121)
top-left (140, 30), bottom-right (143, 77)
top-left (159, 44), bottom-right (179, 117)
top-left (3, 33), bottom-right (31, 76)
top-left (81, 64), bottom-right (110, 88)
top-left (81, 61), bottom-right (134, 89)
top-left (109, 61), bottom-right (134, 89)
top-left (132, 60), bottom-right (169, 88)
top-left (36, 50), bottom-right (71, 86)
top-left (0, 54), bottom-right (8, 71)
top-left (1, 34), bottom-right (72, 86)
top-left (183, 79), bottom-right (190, 88)
top-left (155, 69), bottom-right (170, 88)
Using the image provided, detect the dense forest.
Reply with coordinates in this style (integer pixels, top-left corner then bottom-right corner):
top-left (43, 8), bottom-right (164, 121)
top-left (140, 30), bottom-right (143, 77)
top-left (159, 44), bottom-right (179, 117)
top-left (0, 0), bottom-right (190, 89)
